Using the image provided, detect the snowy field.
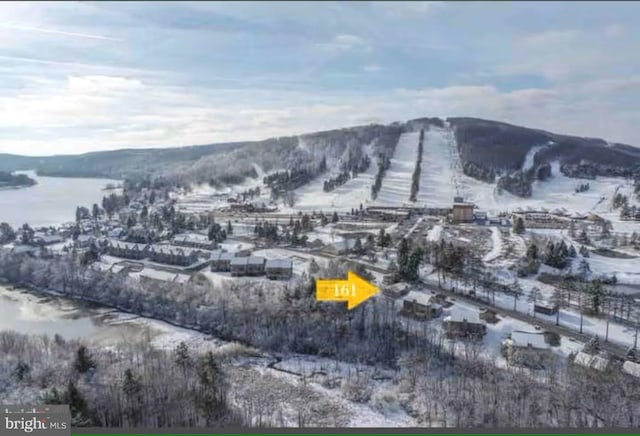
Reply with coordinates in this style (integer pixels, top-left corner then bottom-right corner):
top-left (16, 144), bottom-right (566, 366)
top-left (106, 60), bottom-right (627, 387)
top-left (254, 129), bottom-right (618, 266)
top-left (417, 126), bottom-right (463, 207)
top-left (373, 132), bottom-right (420, 206)
top-left (587, 252), bottom-right (640, 285)
top-left (288, 145), bottom-right (378, 213)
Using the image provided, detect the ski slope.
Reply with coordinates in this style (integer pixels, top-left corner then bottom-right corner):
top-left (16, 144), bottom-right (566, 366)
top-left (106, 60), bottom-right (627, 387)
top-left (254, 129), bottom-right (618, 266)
top-left (374, 131), bottom-right (420, 206)
top-left (406, 125), bottom-right (637, 234)
top-left (416, 126), bottom-right (464, 207)
top-left (287, 145), bottom-right (378, 213)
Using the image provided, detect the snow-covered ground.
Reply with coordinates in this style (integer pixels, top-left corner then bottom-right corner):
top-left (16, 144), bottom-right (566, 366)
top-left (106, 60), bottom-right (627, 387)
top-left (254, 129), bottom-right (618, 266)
top-left (374, 132), bottom-right (420, 206)
top-left (587, 252), bottom-right (640, 285)
top-left (417, 126), bottom-right (462, 206)
top-left (521, 143), bottom-right (552, 172)
top-left (426, 225), bottom-right (443, 242)
top-left (288, 145), bottom-right (379, 213)
top-left (483, 227), bottom-right (503, 263)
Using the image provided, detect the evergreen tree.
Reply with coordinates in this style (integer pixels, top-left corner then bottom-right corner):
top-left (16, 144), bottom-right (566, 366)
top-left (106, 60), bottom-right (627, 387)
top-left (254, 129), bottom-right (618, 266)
top-left (353, 237), bottom-right (363, 255)
top-left (406, 247), bottom-right (423, 282)
top-left (579, 245), bottom-right (590, 257)
top-left (195, 352), bottom-right (226, 426)
top-left (365, 234), bottom-right (375, 252)
top-left (397, 238), bottom-right (410, 279)
top-left (74, 345), bottom-right (96, 374)
top-left (513, 216), bottom-right (525, 234)
top-left (578, 258), bottom-right (591, 280)
top-left (174, 341), bottom-right (191, 371)
top-left (584, 335), bottom-right (601, 354)
top-left (0, 222), bottom-right (16, 244)
top-left (66, 381), bottom-right (93, 426)
top-left (526, 243), bottom-right (538, 260)
top-left (91, 203), bottom-right (100, 220)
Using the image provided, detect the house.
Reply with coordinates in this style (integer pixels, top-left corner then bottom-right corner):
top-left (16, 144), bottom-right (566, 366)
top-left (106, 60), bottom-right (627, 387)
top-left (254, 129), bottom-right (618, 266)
top-left (172, 233), bottom-right (217, 251)
top-left (32, 233), bottom-right (64, 246)
top-left (265, 258), bottom-right (294, 280)
top-left (452, 202), bottom-right (475, 223)
top-left (324, 239), bottom-right (356, 255)
top-left (401, 291), bottom-right (442, 319)
top-left (230, 256), bottom-right (266, 276)
top-left (230, 257), bottom-right (248, 276)
top-left (127, 225), bottom-right (153, 242)
top-left (308, 238), bottom-right (325, 249)
top-left (10, 245), bottom-right (39, 257)
top-left (106, 241), bottom-right (148, 260)
top-left (210, 251), bottom-right (235, 272)
top-left (246, 256), bottom-right (266, 276)
top-left (572, 351), bottom-right (611, 372)
top-left (474, 211), bottom-right (488, 225)
top-left (385, 282), bottom-right (409, 297)
top-left (147, 245), bottom-right (201, 266)
top-left (534, 302), bottom-right (558, 316)
top-left (74, 235), bottom-right (95, 249)
top-left (107, 227), bottom-right (126, 239)
top-left (139, 269), bottom-right (192, 290)
top-left (382, 274), bottom-right (397, 285)
top-left (622, 360), bottom-right (640, 379)
top-left (443, 309), bottom-right (487, 339)
top-left (501, 331), bottom-right (552, 368)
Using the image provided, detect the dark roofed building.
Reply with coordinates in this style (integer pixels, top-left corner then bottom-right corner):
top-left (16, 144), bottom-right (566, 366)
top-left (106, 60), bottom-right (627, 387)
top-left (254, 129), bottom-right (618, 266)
top-left (265, 258), bottom-right (293, 280)
top-left (210, 251), bottom-right (235, 272)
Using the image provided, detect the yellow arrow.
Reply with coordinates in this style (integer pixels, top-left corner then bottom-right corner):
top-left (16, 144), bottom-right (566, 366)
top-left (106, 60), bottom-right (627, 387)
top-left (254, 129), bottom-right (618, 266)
top-left (316, 271), bottom-right (380, 310)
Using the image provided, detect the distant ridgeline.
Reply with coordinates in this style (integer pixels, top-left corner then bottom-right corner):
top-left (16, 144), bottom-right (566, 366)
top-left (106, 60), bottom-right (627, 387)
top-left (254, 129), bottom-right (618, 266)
top-left (0, 171), bottom-right (36, 189)
top-left (1, 117), bottom-right (639, 197)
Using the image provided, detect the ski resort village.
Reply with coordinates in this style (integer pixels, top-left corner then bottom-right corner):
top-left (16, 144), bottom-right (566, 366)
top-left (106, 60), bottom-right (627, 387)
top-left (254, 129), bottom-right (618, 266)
top-left (2, 117), bottom-right (640, 427)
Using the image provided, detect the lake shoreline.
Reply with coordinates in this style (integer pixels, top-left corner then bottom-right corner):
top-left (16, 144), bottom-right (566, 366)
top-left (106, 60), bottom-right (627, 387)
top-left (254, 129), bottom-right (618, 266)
top-left (0, 277), bottom-right (223, 345)
top-left (0, 182), bottom-right (38, 191)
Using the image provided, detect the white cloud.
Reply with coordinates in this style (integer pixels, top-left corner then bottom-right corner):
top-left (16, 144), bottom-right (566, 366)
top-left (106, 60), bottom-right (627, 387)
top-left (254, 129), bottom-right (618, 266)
top-left (318, 33), bottom-right (371, 54)
top-left (363, 64), bottom-right (382, 73)
top-left (1, 74), bottom-right (638, 156)
top-left (0, 22), bottom-right (121, 41)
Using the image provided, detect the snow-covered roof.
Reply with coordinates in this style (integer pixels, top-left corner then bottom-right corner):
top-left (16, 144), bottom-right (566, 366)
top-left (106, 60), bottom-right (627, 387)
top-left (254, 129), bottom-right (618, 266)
top-left (247, 256), bottom-right (266, 266)
top-left (139, 269), bottom-right (190, 284)
top-left (76, 235), bottom-right (95, 242)
top-left (265, 258), bottom-right (293, 269)
top-left (507, 331), bottom-right (550, 350)
top-left (173, 233), bottom-right (211, 243)
top-left (330, 239), bottom-right (356, 251)
top-left (623, 360), bottom-right (640, 378)
top-left (443, 308), bottom-right (483, 325)
top-left (11, 245), bottom-right (38, 255)
top-left (573, 351), bottom-right (610, 371)
top-left (403, 291), bottom-right (433, 307)
top-left (230, 257), bottom-right (248, 266)
top-left (110, 240), bottom-right (146, 250)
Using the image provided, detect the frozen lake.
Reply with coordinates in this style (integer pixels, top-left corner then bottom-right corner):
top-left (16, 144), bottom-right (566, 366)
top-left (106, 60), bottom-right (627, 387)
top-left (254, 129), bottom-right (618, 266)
top-left (0, 170), bottom-right (119, 228)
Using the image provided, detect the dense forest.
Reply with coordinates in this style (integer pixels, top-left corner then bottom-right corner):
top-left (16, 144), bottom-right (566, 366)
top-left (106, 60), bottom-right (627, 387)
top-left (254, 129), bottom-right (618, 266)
top-left (0, 172), bottom-right (36, 189)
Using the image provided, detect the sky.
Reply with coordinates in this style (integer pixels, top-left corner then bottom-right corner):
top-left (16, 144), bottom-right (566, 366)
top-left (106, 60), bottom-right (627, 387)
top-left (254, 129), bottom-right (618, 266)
top-left (0, 1), bottom-right (639, 156)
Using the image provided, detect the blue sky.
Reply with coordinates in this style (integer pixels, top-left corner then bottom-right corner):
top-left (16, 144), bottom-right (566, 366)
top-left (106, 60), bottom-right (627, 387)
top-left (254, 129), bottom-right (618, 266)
top-left (0, 1), bottom-right (638, 155)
